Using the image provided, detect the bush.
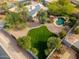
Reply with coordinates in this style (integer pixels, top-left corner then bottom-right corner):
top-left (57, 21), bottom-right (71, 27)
top-left (74, 26), bottom-right (79, 34)
top-left (59, 30), bottom-right (67, 39)
top-left (31, 48), bottom-right (38, 55)
top-left (47, 0), bottom-right (75, 16)
top-left (5, 12), bottom-right (26, 30)
top-left (18, 36), bottom-right (31, 50)
top-left (47, 37), bottom-right (61, 50)
top-left (68, 16), bottom-right (76, 27)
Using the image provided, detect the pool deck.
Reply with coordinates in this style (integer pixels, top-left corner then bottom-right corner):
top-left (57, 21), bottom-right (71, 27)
top-left (46, 23), bottom-right (64, 34)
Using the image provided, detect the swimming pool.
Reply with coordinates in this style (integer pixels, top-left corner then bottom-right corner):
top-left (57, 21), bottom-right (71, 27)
top-left (56, 18), bottom-right (64, 25)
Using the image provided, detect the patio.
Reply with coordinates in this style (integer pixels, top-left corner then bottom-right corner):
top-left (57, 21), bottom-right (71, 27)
top-left (46, 23), bottom-right (64, 34)
top-left (48, 45), bottom-right (77, 59)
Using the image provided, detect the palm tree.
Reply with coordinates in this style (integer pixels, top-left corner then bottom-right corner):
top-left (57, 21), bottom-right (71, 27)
top-left (47, 37), bottom-right (61, 50)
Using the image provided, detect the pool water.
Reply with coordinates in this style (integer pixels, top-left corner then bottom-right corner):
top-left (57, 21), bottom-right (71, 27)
top-left (56, 18), bottom-right (64, 25)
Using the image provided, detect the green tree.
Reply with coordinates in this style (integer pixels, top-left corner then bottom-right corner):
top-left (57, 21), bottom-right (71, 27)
top-left (38, 10), bottom-right (48, 24)
top-left (59, 30), bottom-right (67, 39)
top-left (5, 12), bottom-right (26, 30)
top-left (31, 48), bottom-right (38, 55)
top-left (58, 0), bottom-right (69, 5)
top-left (68, 16), bottom-right (76, 27)
top-left (74, 26), bottom-right (79, 34)
top-left (47, 0), bottom-right (75, 16)
top-left (45, 37), bottom-right (61, 56)
top-left (47, 37), bottom-right (61, 50)
top-left (47, 2), bottom-right (60, 15)
top-left (45, 48), bottom-right (52, 56)
top-left (18, 36), bottom-right (31, 50)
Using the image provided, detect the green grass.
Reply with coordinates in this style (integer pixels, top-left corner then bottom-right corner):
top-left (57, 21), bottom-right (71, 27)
top-left (27, 26), bottom-right (57, 59)
top-left (18, 26), bottom-right (57, 59)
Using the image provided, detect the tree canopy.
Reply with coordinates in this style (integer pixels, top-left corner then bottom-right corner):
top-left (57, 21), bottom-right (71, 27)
top-left (47, 0), bottom-right (75, 16)
top-left (5, 12), bottom-right (26, 30)
top-left (47, 37), bottom-right (61, 50)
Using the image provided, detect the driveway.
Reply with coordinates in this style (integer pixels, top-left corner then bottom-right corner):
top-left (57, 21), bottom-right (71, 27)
top-left (0, 29), bottom-right (34, 59)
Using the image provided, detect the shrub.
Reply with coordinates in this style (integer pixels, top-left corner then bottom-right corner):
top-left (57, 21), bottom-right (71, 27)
top-left (59, 30), bottom-right (67, 39)
top-left (74, 26), bottom-right (79, 34)
top-left (5, 12), bottom-right (26, 30)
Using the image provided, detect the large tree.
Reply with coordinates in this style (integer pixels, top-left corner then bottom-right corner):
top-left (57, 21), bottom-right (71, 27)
top-left (47, 37), bottom-right (61, 50)
top-left (5, 12), bottom-right (26, 30)
top-left (74, 26), bottom-right (79, 34)
top-left (47, 0), bottom-right (75, 16)
top-left (45, 37), bottom-right (61, 55)
top-left (38, 10), bottom-right (48, 24)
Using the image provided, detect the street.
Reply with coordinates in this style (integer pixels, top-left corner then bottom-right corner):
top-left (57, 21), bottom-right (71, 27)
top-left (0, 29), bottom-right (34, 59)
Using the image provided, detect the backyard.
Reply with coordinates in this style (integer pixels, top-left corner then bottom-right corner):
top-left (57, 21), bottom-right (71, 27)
top-left (0, 0), bottom-right (79, 59)
top-left (17, 25), bottom-right (61, 59)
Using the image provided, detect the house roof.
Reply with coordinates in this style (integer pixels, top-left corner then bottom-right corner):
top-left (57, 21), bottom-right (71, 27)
top-left (9, 3), bottom-right (47, 17)
top-left (26, 3), bottom-right (47, 17)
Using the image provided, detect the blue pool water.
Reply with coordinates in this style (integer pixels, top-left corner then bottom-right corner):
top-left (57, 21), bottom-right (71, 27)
top-left (56, 18), bottom-right (64, 25)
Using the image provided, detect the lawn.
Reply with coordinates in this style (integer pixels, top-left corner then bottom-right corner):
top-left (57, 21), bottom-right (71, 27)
top-left (18, 26), bottom-right (58, 59)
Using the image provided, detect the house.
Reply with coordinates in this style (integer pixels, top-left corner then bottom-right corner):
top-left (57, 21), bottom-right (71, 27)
top-left (9, 3), bottom-right (47, 17)
top-left (26, 3), bottom-right (48, 17)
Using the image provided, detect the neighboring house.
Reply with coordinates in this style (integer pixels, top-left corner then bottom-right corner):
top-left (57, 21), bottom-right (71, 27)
top-left (63, 34), bottom-right (79, 52)
top-left (9, 3), bottom-right (47, 17)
